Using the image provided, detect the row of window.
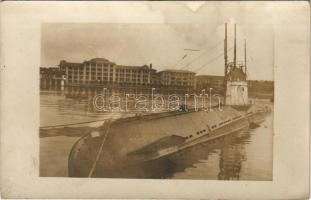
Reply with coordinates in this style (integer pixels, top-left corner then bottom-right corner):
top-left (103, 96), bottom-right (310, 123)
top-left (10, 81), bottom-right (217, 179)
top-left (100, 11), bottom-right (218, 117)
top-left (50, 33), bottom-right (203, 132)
top-left (115, 74), bottom-right (149, 78)
top-left (68, 75), bottom-right (113, 79)
top-left (68, 71), bottom-right (113, 75)
top-left (211, 125), bottom-right (217, 129)
top-left (68, 77), bottom-right (147, 83)
top-left (67, 80), bottom-right (153, 85)
top-left (185, 114), bottom-right (246, 140)
top-left (69, 69), bottom-right (111, 72)
top-left (197, 129), bottom-right (207, 135)
top-left (67, 77), bottom-right (147, 82)
top-left (185, 129), bottom-right (208, 139)
top-left (67, 67), bottom-right (152, 74)
top-left (67, 74), bottom-right (148, 79)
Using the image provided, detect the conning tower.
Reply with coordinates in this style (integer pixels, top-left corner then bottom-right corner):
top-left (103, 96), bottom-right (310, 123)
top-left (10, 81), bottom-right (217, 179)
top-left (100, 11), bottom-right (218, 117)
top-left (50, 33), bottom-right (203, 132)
top-left (224, 24), bottom-right (248, 107)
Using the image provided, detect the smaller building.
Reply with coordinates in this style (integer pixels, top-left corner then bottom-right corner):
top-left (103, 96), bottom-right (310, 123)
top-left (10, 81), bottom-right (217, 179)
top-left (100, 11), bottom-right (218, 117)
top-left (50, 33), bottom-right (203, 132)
top-left (115, 64), bottom-right (156, 86)
top-left (158, 69), bottom-right (196, 89)
top-left (195, 75), bottom-right (225, 92)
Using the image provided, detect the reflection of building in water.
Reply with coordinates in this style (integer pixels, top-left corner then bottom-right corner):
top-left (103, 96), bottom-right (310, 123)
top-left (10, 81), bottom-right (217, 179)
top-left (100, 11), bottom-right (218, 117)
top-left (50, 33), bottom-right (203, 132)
top-left (218, 144), bottom-right (246, 180)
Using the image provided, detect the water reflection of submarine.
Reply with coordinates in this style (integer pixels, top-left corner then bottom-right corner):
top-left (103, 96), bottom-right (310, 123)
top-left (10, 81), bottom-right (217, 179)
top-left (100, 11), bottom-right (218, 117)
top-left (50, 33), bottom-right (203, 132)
top-left (218, 143), bottom-right (246, 180)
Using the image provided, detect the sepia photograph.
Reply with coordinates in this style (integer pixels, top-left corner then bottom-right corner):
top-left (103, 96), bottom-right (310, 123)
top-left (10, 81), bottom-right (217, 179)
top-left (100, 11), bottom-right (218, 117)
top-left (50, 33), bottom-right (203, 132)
top-left (1, 1), bottom-right (309, 199)
top-left (40, 21), bottom-right (274, 180)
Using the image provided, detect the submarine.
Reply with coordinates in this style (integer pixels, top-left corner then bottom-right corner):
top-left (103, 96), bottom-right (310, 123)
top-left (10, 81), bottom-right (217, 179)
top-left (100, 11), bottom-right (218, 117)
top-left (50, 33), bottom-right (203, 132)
top-left (68, 24), bottom-right (271, 178)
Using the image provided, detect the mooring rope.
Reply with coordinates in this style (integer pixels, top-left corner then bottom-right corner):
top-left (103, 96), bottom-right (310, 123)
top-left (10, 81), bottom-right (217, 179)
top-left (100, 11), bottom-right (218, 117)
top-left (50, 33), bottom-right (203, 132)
top-left (39, 119), bottom-right (108, 129)
top-left (238, 86), bottom-right (247, 107)
top-left (237, 85), bottom-right (251, 124)
top-left (88, 120), bottom-right (112, 177)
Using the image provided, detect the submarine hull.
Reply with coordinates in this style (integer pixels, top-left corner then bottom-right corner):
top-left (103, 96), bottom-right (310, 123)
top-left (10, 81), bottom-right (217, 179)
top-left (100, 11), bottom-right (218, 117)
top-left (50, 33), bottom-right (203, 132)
top-left (68, 105), bottom-right (270, 177)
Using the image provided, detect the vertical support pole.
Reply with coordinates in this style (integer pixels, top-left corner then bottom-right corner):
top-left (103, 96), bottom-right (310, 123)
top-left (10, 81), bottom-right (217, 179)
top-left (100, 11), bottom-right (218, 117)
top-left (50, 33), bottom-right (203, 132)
top-left (224, 23), bottom-right (228, 105)
top-left (224, 23), bottom-right (228, 78)
top-left (89, 63), bottom-right (91, 82)
top-left (65, 65), bottom-right (68, 84)
top-left (234, 24), bottom-right (237, 68)
top-left (244, 39), bottom-right (247, 78)
top-left (83, 63), bottom-right (86, 84)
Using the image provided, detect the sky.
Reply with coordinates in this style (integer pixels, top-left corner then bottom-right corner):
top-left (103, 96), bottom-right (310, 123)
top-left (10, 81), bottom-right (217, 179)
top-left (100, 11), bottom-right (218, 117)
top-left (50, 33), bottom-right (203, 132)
top-left (41, 2), bottom-right (309, 81)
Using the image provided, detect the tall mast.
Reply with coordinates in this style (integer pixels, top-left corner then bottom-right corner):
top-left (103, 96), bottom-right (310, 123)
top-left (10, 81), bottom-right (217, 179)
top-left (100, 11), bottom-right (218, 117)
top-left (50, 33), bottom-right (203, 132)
top-left (224, 23), bottom-right (228, 105)
top-left (234, 24), bottom-right (237, 67)
top-left (224, 23), bottom-right (228, 78)
top-left (244, 39), bottom-right (247, 78)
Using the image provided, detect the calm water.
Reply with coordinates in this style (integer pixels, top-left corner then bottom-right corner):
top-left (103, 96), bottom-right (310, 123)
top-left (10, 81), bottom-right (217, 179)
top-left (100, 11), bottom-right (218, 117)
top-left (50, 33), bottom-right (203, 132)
top-left (40, 90), bottom-right (273, 180)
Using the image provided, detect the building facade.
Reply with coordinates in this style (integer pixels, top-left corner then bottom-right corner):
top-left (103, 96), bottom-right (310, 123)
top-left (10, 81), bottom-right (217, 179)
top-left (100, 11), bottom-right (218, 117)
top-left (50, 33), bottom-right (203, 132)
top-left (40, 67), bottom-right (66, 89)
top-left (195, 75), bottom-right (225, 92)
top-left (158, 69), bottom-right (196, 88)
top-left (59, 58), bottom-right (115, 85)
top-left (114, 64), bottom-right (157, 86)
top-left (59, 58), bottom-right (157, 87)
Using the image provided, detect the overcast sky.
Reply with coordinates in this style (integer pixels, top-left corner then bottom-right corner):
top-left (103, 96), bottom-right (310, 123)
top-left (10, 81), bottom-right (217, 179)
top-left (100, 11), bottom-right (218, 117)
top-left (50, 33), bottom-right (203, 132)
top-left (41, 2), bottom-right (308, 81)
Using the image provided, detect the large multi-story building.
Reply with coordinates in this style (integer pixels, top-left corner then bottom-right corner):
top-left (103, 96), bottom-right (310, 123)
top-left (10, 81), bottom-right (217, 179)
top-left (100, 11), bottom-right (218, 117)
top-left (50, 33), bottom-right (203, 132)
top-left (59, 58), bottom-right (114, 85)
top-left (158, 69), bottom-right (196, 88)
top-left (59, 58), bottom-right (157, 86)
